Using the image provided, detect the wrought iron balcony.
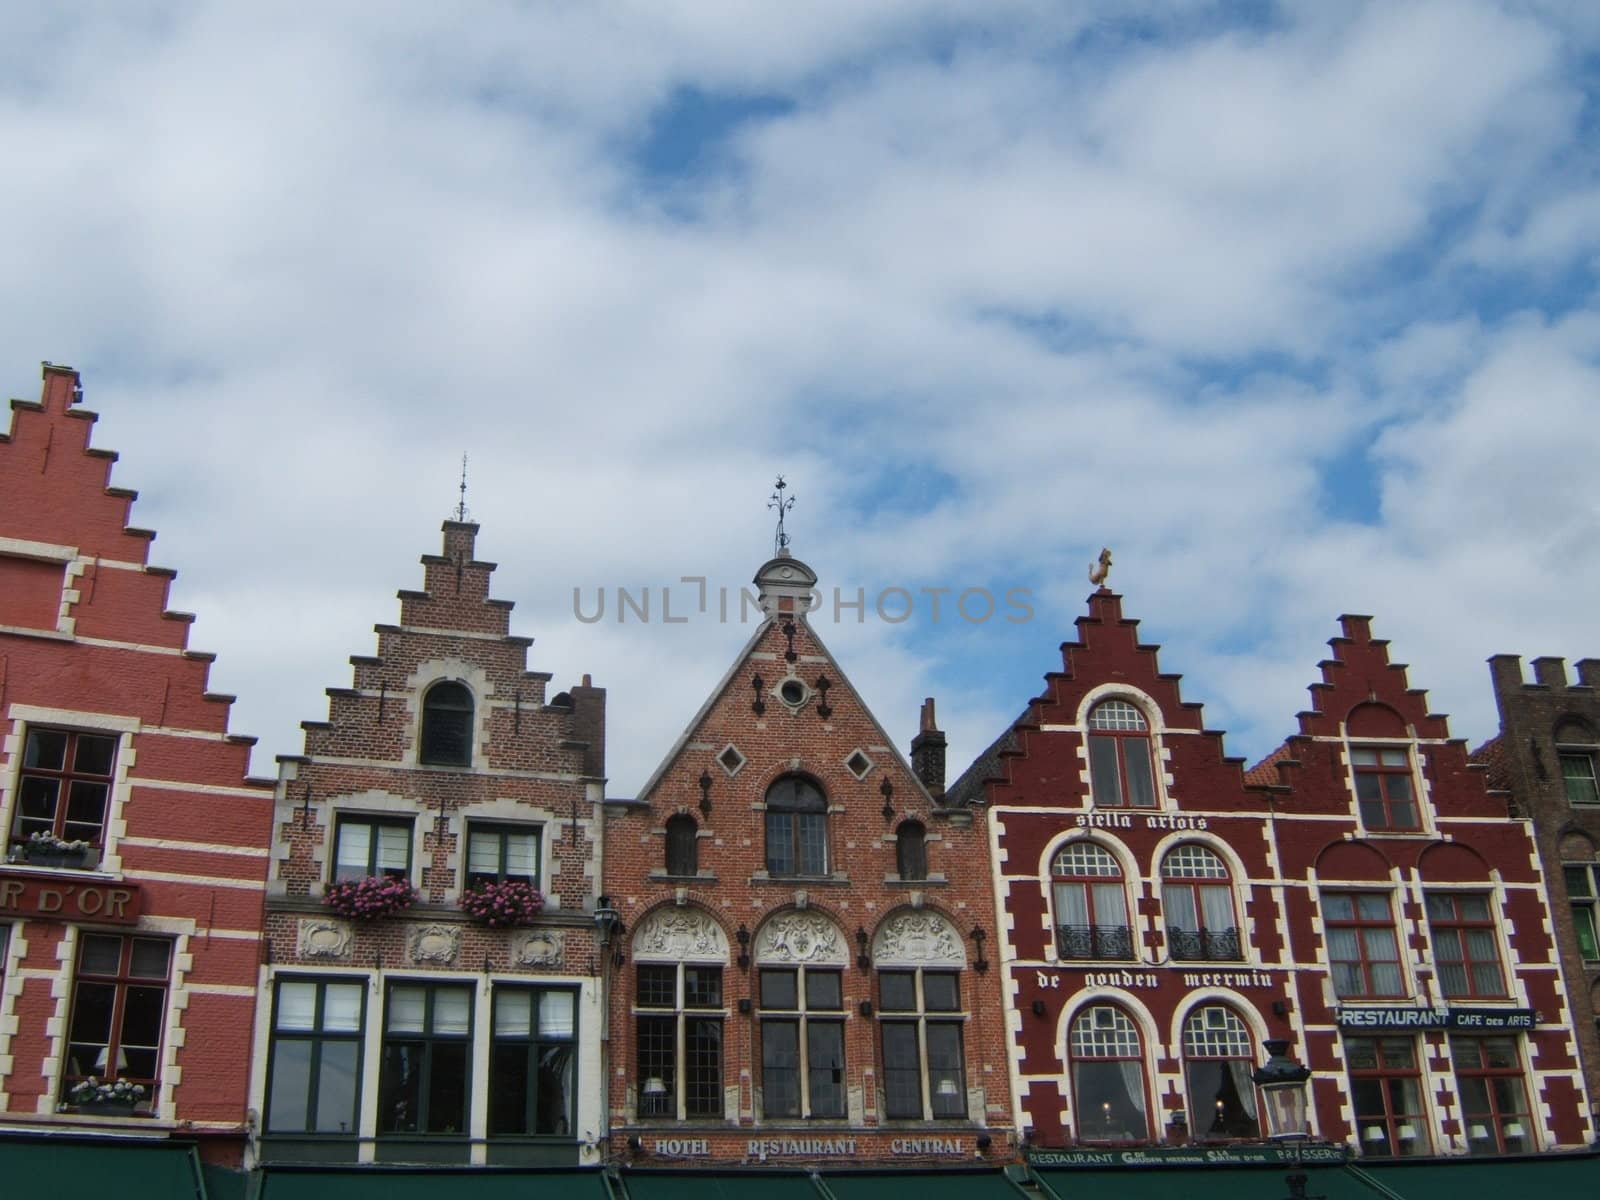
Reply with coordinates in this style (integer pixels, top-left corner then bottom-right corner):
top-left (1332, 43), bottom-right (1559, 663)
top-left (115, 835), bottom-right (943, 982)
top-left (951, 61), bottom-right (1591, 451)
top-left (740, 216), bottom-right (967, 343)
top-left (1165, 926), bottom-right (1242, 962)
top-left (1055, 923), bottom-right (1135, 961)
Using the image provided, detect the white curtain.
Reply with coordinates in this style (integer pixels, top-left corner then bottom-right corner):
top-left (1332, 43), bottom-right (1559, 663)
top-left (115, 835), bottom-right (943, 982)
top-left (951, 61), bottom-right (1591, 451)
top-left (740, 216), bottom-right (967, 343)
top-left (1200, 885), bottom-right (1234, 931)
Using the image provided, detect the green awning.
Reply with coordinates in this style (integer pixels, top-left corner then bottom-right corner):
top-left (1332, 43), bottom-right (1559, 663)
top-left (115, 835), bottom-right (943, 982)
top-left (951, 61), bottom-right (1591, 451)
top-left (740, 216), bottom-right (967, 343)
top-left (1357, 1153), bottom-right (1600, 1198)
top-left (822, 1169), bottom-right (1025, 1200)
top-left (0, 1135), bottom-right (205, 1199)
top-left (618, 1169), bottom-right (827, 1200)
top-left (1036, 1165), bottom-right (1383, 1199)
top-left (259, 1166), bottom-right (609, 1198)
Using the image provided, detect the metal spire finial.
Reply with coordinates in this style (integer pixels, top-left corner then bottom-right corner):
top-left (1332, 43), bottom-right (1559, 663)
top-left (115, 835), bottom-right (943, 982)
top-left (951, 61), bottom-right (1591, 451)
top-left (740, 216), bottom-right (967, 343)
top-left (768, 475), bottom-right (795, 556)
top-left (453, 453), bottom-right (471, 523)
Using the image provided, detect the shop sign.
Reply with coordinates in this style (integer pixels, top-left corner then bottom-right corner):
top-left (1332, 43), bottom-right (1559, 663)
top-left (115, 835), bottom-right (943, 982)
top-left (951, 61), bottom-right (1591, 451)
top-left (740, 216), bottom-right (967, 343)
top-left (0, 872), bottom-right (141, 924)
top-left (1335, 1006), bottom-right (1536, 1031)
top-left (889, 1137), bottom-right (966, 1156)
top-left (747, 1138), bottom-right (859, 1158)
top-left (1030, 1143), bottom-right (1348, 1168)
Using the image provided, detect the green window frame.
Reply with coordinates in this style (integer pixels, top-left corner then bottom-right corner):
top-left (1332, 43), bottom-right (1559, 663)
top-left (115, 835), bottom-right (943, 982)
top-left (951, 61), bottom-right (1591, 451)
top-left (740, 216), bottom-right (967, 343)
top-left (333, 816), bottom-right (412, 883)
top-left (265, 977), bottom-right (366, 1135)
top-left (466, 823), bottom-right (540, 889)
top-left (1566, 864), bottom-right (1600, 961)
top-left (490, 985), bottom-right (577, 1137)
top-left (378, 982), bottom-right (473, 1136)
top-left (1560, 749), bottom-right (1599, 806)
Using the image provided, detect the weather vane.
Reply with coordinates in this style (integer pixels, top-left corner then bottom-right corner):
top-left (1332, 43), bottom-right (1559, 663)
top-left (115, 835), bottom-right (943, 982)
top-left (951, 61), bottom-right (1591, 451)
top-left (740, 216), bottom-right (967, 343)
top-left (1089, 546), bottom-right (1113, 587)
top-left (453, 453), bottom-right (471, 523)
top-left (768, 475), bottom-right (795, 556)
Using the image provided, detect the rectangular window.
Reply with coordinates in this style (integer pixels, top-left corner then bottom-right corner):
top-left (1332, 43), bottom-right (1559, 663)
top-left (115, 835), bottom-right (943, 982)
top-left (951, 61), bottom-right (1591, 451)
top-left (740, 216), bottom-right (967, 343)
top-left (1451, 1036), bottom-right (1534, 1155)
top-left (1324, 892), bottom-right (1405, 999)
top-left (759, 967), bottom-right (844, 1118)
top-left (334, 817), bottom-right (411, 882)
top-left (878, 969), bottom-right (965, 1120)
top-left (10, 727), bottom-right (117, 861)
top-left (635, 963), bottom-right (723, 1119)
top-left (490, 986), bottom-right (576, 1137)
top-left (1346, 1036), bottom-right (1430, 1157)
top-left (1566, 865), bottom-right (1600, 961)
top-left (266, 978), bottom-right (365, 1135)
top-left (1425, 894), bottom-right (1506, 998)
top-left (63, 933), bottom-right (171, 1112)
top-left (466, 824), bottom-right (540, 889)
top-left (1561, 751), bottom-right (1600, 806)
top-left (378, 983), bottom-right (472, 1135)
top-left (1352, 747), bottom-right (1420, 831)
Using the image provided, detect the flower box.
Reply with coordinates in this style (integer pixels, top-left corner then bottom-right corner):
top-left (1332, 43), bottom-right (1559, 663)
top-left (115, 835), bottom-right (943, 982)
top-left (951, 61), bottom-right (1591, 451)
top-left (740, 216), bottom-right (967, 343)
top-left (323, 875), bottom-right (416, 921)
top-left (21, 835), bottom-right (91, 870)
top-left (68, 1076), bottom-right (146, 1115)
top-left (461, 879), bottom-right (545, 928)
top-left (79, 1099), bottom-right (138, 1117)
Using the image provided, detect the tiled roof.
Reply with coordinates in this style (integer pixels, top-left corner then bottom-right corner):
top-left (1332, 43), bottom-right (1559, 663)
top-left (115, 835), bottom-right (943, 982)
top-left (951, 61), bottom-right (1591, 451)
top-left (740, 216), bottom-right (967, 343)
top-left (1243, 741), bottom-right (1293, 787)
top-left (945, 714), bottom-right (1026, 807)
top-left (1469, 733), bottom-right (1511, 792)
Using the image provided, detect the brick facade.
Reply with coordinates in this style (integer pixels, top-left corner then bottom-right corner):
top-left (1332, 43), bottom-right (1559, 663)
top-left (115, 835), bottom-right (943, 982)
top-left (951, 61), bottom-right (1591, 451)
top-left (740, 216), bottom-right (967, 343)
top-left (252, 518), bottom-right (607, 1166)
top-left (602, 552), bottom-right (1016, 1168)
top-left (953, 588), bottom-right (1591, 1161)
top-left (0, 364), bottom-right (274, 1165)
top-left (1483, 653), bottom-right (1600, 1122)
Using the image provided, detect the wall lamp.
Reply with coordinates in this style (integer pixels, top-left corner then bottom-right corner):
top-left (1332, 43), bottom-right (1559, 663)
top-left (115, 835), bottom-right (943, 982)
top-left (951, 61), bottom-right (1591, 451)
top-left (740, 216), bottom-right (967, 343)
top-left (855, 926), bottom-right (871, 970)
top-left (736, 924), bottom-right (751, 969)
top-left (970, 927), bottom-right (989, 973)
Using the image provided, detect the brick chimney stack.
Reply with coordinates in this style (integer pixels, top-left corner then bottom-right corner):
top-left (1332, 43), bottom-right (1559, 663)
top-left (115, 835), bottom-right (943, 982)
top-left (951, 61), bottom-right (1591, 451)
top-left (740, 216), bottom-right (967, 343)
top-left (910, 696), bottom-right (947, 798)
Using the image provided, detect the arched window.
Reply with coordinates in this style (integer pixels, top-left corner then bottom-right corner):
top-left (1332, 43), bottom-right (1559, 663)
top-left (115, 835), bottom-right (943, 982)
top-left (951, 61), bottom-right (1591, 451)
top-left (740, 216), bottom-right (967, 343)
top-left (1181, 1006), bottom-right (1259, 1139)
top-left (765, 776), bottom-right (827, 877)
top-left (896, 821), bottom-right (927, 881)
top-left (1069, 1006), bottom-right (1150, 1142)
top-left (1087, 700), bottom-right (1156, 808)
top-left (1052, 842), bottom-right (1132, 961)
top-left (1161, 845), bottom-right (1240, 961)
top-left (665, 814), bottom-right (698, 877)
top-left (419, 681), bottom-right (474, 766)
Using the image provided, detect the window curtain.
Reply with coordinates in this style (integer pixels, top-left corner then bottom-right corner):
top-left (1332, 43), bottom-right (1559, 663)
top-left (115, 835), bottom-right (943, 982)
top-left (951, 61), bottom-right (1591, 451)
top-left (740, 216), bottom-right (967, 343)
top-left (1200, 885), bottom-right (1234, 931)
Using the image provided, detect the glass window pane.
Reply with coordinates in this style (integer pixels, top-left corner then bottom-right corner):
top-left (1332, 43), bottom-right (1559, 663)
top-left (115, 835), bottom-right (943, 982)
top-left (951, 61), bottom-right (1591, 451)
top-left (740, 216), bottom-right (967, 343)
top-left (685, 967), bottom-right (722, 1008)
top-left (376, 824), bottom-right (409, 872)
top-left (120, 985), bottom-right (165, 1047)
top-left (323, 984), bottom-right (364, 1032)
top-left (1575, 905), bottom-right (1600, 959)
top-left (881, 1023), bottom-right (922, 1118)
top-left (1123, 743), bottom-right (1156, 808)
top-left (1380, 749), bottom-right (1409, 767)
top-left (337, 823), bottom-right (371, 870)
top-left (1088, 736), bottom-right (1123, 806)
top-left (762, 1020), bottom-right (800, 1117)
top-left (129, 939), bottom-right (171, 979)
top-left (80, 934), bottom-right (123, 976)
top-left (924, 973), bottom-right (960, 1012)
top-left (25, 729), bottom-right (69, 770)
top-left (535, 1042), bottom-right (574, 1134)
top-left (506, 832), bottom-right (539, 878)
top-left (468, 830), bottom-right (501, 875)
top-left (74, 734), bottom-right (117, 776)
top-left (69, 981), bottom-right (116, 1045)
top-left (926, 1023), bottom-right (966, 1117)
top-left (760, 969), bottom-right (797, 1011)
top-left (1323, 893), bottom-right (1355, 921)
top-left (66, 781), bottom-right (109, 830)
top-left (808, 1022), bottom-right (845, 1117)
top-left (427, 1041), bottom-right (469, 1132)
top-left (637, 965), bottom-right (675, 1008)
top-left (1357, 894), bottom-right (1391, 921)
top-left (539, 990), bottom-right (575, 1038)
top-left (433, 988), bottom-right (472, 1036)
top-left (387, 987), bottom-right (427, 1033)
top-left (277, 982), bottom-right (318, 1031)
top-left (879, 972), bottom-right (916, 1012)
top-left (490, 1042), bottom-right (529, 1135)
top-left (805, 971), bottom-right (842, 1011)
top-left (267, 1040), bottom-right (313, 1131)
top-left (315, 1041), bottom-right (360, 1134)
top-left (1566, 867), bottom-right (1594, 897)
top-left (766, 812), bottom-right (795, 875)
top-left (496, 989), bottom-right (533, 1035)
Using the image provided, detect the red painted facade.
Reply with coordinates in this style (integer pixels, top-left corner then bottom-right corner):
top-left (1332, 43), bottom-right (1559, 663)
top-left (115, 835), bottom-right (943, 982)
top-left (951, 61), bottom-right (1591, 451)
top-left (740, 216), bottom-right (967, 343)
top-left (953, 588), bottom-right (1592, 1160)
top-left (0, 365), bottom-right (273, 1164)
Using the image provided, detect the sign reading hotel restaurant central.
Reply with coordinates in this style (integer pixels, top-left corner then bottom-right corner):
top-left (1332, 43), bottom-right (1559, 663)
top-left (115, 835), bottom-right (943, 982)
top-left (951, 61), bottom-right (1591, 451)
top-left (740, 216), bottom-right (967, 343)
top-left (1335, 1006), bottom-right (1536, 1031)
top-left (731, 1137), bottom-right (967, 1159)
top-left (0, 873), bottom-right (141, 924)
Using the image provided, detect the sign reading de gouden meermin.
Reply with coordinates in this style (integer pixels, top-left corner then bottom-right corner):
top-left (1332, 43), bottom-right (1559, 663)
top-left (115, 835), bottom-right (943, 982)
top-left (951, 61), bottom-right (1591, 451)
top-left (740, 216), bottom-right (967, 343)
top-left (0, 874), bottom-right (141, 923)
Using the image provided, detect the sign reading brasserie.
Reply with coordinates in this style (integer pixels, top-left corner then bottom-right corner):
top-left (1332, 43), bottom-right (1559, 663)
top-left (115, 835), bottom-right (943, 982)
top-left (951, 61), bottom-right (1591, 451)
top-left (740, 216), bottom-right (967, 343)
top-left (1030, 1144), bottom-right (1348, 1168)
top-left (1335, 1006), bottom-right (1536, 1031)
top-left (0, 873), bottom-right (141, 924)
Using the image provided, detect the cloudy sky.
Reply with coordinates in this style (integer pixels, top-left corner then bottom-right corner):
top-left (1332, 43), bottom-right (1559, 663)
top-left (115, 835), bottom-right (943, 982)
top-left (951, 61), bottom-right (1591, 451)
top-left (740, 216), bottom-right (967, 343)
top-left (3, 1), bottom-right (1598, 792)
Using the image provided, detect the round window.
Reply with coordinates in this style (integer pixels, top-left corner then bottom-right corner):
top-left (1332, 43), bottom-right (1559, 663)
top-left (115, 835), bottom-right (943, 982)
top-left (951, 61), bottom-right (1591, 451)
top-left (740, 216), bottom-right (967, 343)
top-left (780, 679), bottom-right (807, 707)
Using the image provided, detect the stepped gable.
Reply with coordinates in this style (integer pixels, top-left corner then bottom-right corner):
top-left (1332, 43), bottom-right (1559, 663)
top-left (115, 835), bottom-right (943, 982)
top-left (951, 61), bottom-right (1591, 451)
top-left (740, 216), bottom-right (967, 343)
top-left (1294, 615), bottom-right (1450, 739)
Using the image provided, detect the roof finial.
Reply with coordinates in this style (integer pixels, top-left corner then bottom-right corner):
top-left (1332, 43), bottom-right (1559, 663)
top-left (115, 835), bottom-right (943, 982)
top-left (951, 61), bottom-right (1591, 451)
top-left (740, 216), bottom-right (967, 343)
top-left (768, 475), bottom-right (795, 557)
top-left (1089, 546), bottom-right (1113, 588)
top-left (453, 453), bottom-right (471, 523)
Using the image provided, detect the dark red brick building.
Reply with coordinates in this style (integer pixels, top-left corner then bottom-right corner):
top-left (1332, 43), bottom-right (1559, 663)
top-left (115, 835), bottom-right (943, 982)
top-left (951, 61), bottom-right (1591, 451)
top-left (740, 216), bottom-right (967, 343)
top-left (950, 586), bottom-right (1592, 1162)
top-left (0, 364), bottom-right (274, 1165)
top-left (602, 548), bottom-right (1016, 1168)
top-left (251, 518), bottom-right (608, 1167)
top-left (1481, 653), bottom-right (1600, 1127)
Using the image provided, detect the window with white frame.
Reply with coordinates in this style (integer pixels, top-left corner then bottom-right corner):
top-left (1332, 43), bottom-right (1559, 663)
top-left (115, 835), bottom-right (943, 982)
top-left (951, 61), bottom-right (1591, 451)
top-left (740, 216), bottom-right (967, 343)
top-left (333, 816), bottom-right (411, 883)
top-left (1161, 845), bottom-right (1240, 962)
top-left (265, 977), bottom-right (365, 1136)
top-left (1086, 700), bottom-right (1157, 808)
top-left (1052, 842), bottom-right (1133, 961)
top-left (9, 727), bottom-right (117, 864)
top-left (1069, 1005), bottom-right (1150, 1142)
top-left (1565, 862), bottom-right (1600, 961)
top-left (1181, 1006), bottom-right (1259, 1138)
top-left (1556, 722), bottom-right (1600, 807)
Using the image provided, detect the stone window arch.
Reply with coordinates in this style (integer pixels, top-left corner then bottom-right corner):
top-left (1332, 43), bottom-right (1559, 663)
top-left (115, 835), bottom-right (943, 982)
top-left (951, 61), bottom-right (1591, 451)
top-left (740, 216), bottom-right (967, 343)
top-left (1086, 699), bottom-right (1157, 808)
top-left (1069, 1004), bottom-right (1151, 1142)
top-left (419, 681), bottom-right (474, 767)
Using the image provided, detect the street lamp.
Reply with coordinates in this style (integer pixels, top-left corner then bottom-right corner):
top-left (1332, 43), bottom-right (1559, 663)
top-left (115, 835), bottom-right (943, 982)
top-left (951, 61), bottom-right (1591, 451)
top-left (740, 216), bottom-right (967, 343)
top-left (1251, 1038), bottom-right (1312, 1139)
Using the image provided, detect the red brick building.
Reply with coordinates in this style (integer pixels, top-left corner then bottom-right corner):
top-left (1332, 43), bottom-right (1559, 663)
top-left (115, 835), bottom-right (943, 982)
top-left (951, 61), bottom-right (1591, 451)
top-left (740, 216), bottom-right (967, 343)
top-left (1480, 654), bottom-right (1600, 1125)
top-left (602, 549), bottom-right (1016, 1167)
top-left (250, 517), bottom-right (608, 1168)
top-left (0, 365), bottom-right (274, 1165)
top-left (951, 587), bottom-right (1592, 1162)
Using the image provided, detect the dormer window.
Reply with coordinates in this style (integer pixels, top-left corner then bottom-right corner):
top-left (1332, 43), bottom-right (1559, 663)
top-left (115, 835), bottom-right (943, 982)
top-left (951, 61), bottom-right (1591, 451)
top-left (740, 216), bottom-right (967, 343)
top-left (665, 814), bottom-right (698, 877)
top-left (420, 682), bottom-right (474, 766)
top-left (1352, 747), bottom-right (1419, 831)
top-left (896, 821), bottom-right (927, 882)
top-left (1086, 700), bottom-right (1156, 808)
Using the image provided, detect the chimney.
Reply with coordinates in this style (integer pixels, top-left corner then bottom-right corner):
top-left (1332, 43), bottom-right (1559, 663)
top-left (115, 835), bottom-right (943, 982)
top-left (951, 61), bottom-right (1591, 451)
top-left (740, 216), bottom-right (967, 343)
top-left (910, 697), bottom-right (946, 798)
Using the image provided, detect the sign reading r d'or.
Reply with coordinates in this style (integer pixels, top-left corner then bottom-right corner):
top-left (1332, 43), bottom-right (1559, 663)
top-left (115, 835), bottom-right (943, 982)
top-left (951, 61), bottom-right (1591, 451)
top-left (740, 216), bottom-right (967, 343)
top-left (0, 872), bottom-right (141, 924)
top-left (1335, 1005), bottom-right (1536, 1031)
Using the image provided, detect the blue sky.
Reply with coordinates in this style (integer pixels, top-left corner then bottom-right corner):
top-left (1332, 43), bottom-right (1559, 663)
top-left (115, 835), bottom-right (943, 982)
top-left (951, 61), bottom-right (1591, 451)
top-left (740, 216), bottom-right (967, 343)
top-left (2, 1), bottom-right (1598, 791)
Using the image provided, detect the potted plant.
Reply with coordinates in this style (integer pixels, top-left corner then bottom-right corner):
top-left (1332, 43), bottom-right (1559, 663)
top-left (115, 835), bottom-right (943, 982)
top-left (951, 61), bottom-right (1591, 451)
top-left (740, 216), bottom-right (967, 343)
top-left (461, 878), bottom-right (545, 928)
top-left (68, 1076), bottom-right (146, 1116)
top-left (23, 831), bottom-right (92, 869)
top-left (323, 874), bottom-right (417, 920)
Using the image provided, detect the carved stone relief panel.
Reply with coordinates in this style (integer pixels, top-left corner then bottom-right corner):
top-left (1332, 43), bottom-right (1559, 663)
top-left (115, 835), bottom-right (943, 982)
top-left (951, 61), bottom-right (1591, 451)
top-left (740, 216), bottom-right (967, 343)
top-left (511, 929), bottom-right (565, 968)
top-left (410, 923), bottom-right (461, 966)
top-left (297, 918), bottom-right (353, 961)
top-left (872, 910), bottom-right (964, 967)
top-left (632, 907), bottom-right (728, 962)
top-left (754, 911), bottom-right (846, 965)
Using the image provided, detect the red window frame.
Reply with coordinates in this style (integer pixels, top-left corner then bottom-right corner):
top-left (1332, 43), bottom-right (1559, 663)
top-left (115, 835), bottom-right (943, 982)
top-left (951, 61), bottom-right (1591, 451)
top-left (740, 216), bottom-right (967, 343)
top-left (9, 727), bottom-right (117, 854)
top-left (1451, 1036), bottom-right (1534, 1155)
top-left (1324, 892), bottom-right (1405, 999)
top-left (1346, 1036), bottom-right (1431, 1157)
top-left (1160, 845), bottom-right (1240, 962)
top-left (1425, 894), bottom-right (1506, 999)
top-left (1051, 843), bottom-right (1133, 962)
top-left (1352, 746), bottom-right (1420, 831)
top-left (63, 933), bottom-right (171, 1111)
top-left (1086, 701), bottom-right (1157, 808)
